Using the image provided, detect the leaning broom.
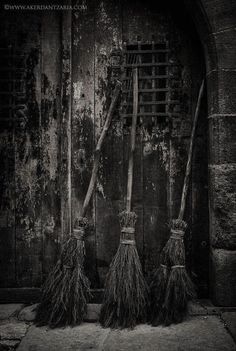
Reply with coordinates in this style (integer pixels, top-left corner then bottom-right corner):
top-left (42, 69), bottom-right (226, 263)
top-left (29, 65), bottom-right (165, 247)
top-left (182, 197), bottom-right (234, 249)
top-left (99, 67), bottom-right (148, 329)
top-left (149, 79), bottom-right (205, 326)
top-left (35, 80), bottom-right (122, 328)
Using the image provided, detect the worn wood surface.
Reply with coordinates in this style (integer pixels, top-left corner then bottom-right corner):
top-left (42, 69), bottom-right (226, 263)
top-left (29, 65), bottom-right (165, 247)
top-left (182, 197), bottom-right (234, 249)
top-left (0, 0), bottom-right (209, 296)
top-left (13, 15), bottom-right (42, 287)
top-left (41, 13), bottom-right (61, 281)
top-left (80, 81), bottom-right (121, 218)
top-left (61, 9), bottom-right (72, 242)
top-left (0, 15), bottom-right (16, 285)
top-left (178, 80), bottom-right (204, 220)
top-left (94, 0), bottom-right (123, 286)
top-left (0, 119), bottom-right (15, 287)
top-left (71, 1), bottom-right (97, 285)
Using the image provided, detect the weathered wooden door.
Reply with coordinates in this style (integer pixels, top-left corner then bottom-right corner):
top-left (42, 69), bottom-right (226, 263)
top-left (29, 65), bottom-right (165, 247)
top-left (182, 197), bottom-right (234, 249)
top-left (0, 0), bottom-right (209, 298)
top-left (72, 0), bottom-right (209, 296)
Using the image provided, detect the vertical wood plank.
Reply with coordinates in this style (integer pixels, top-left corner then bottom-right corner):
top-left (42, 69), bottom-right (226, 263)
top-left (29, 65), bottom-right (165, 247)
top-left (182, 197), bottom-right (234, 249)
top-left (122, 1), bottom-right (170, 275)
top-left (191, 65), bottom-right (209, 296)
top-left (0, 121), bottom-right (15, 286)
top-left (143, 130), bottom-right (169, 278)
top-left (0, 14), bottom-right (16, 286)
top-left (14, 14), bottom-right (43, 287)
top-left (94, 0), bottom-right (123, 286)
top-left (61, 9), bottom-right (72, 243)
top-left (41, 13), bottom-right (61, 280)
top-left (71, 1), bottom-right (96, 285)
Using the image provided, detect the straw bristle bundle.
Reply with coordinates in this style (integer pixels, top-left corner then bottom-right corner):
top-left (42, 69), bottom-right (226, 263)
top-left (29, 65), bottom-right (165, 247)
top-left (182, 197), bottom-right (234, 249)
top-left (99, 242), bottom-right (148, 329)
top-left (161, 219), bottom-right (195, 325)
top-left (162, 220), bottom-right (187, 266)
top-left (149, 259), bottom-right (169, 326)
top-left (163, 267), bottom-right (196, 325)
top-left (35, 234), bottom-right (91, 328)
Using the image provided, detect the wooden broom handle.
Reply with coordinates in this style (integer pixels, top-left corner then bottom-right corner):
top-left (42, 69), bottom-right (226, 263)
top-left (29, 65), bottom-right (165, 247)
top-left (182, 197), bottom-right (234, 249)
top-left (80, 80), bottom-right (122, 218)
top-left (126, 68), bottom-right (138, 212)
top-left (178, 79), bottom-right (205, 220)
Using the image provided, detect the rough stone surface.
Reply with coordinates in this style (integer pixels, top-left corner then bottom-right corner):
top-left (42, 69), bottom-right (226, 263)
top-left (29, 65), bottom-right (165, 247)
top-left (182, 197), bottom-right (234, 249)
top-left (202, 0), bottom-right (236, 34)
top-left (209, 116), bottom-right (236, 165)
top-left (207, 70), bottom-right (236, 115)
top-left (211, 249), bottom-right (236, 306)
top-left (221, 312), bottom-right (236, 343)
top-left (214, 28), bottom-right (236, 70)
top-left (17, 323), bottom-right (109, 351)
top-left (0, 321), bottom-right (28, 341)
top-left (0, 305), bottom-right (24, 320)
top-left (18, 304), bottom-right (37, 322)
top-left (17, 317), bottom-right (236, 351)
top-left (209, 164), bottom-right (236, 250)
top-left (0, 339), bottom-right (20, 350)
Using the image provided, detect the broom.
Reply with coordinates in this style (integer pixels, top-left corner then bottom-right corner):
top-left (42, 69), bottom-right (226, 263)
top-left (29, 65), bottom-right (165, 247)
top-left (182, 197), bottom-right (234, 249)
top-left (150, 79), bottom-right (205, 326)
top-left (99, 67), bottom-right (148, 329)
top-left (35, 79), bottom-right (122, 328)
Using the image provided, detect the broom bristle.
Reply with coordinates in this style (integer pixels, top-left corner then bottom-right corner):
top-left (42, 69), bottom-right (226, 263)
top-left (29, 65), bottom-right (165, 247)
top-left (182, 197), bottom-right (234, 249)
top-left (99, 243), bottom-right (148, 329)
top-left (35, 226), bottom-right (91, 328)
top-left (100, 211), bottom-right (148, 329)
top-left (149, 261), bottom-right (169, 326)
top-left (161, 219), bottom-right (195, 325)
top-left (163, 220), bottom-right (187, 267)
top-left (163, 266), bottom-right (196, 325)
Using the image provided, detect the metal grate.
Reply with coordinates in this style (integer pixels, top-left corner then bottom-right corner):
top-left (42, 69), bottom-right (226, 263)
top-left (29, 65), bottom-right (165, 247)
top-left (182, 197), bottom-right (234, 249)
top-left (121, 42), bottom-right (181, 126)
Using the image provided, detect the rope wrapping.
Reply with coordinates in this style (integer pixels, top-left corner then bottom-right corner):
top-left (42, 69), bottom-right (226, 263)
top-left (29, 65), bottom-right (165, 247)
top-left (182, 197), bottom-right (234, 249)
top-left (121, 227), bottom-right (135, 245)
top-left (73, 228), bottom-right (85, 241)
top-left (170, 229), bottom-right (185, 240)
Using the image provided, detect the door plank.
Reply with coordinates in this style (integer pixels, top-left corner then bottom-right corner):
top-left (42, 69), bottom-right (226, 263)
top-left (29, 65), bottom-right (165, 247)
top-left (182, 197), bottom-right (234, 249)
top-left (14, 14), bottom-right (42, 287)
top-left (94, 0), bottom-right (123, 286)
top-left (71, 3), bottom-right (96, 285)
top-left (41, 13), bottom-right (61, 281)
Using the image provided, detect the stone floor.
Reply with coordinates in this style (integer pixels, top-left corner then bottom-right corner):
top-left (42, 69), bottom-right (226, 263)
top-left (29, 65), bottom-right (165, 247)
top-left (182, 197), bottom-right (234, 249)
top-left (0, 302), bottom-right (235, 351)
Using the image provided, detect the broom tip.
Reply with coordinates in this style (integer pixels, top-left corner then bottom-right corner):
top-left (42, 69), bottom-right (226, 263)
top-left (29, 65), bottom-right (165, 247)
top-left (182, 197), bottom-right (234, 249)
top-left (171, 219), bottom-right (187, 231)
top-left (74, 216), bottom-right (89, 228)
top-left (119, 210), bottom-right (137, 228)
top-left (35, 234), bottom-right (91, 328)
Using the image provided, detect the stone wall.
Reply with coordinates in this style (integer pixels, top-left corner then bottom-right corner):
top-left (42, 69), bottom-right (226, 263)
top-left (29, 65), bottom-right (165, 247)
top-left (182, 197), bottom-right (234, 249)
top-left (190, 0), bottom-right (236, 306)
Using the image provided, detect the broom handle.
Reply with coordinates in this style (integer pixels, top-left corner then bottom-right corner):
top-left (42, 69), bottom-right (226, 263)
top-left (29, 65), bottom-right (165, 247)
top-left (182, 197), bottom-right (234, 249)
top-left (126, 68), bottom-right (138, 212)
top-left (80, 80), bottom-right (122, 218)
top-left (178, 79), bottom-right (205, 221)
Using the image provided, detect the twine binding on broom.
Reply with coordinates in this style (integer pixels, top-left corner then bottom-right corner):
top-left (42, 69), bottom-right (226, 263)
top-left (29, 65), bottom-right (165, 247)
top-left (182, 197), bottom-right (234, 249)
top-left (170, 229), bottom-right (184, 239)
top-left (121, 227), bottom-right (135, 245)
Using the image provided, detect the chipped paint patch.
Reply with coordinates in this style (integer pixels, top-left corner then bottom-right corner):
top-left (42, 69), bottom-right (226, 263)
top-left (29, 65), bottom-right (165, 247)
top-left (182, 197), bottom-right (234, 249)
top-left (73, 81), bottom-right (83, 101)
top-left (43, 118), bottom-right (58, 181)
top-left (97, 179), bottom-right (105, 199)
